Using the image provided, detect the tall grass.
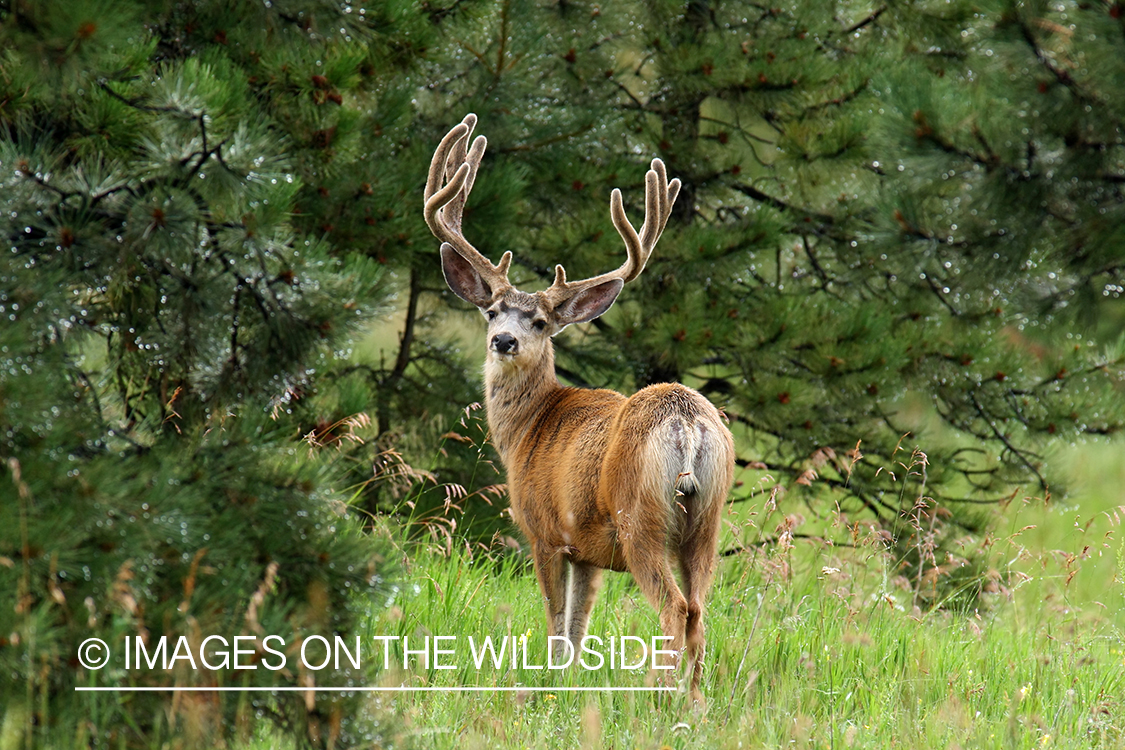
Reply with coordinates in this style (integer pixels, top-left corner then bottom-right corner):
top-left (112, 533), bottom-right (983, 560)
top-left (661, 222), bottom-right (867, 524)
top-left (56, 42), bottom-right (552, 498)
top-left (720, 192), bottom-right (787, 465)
top-left (351, 441), bottom-right (1125, 750)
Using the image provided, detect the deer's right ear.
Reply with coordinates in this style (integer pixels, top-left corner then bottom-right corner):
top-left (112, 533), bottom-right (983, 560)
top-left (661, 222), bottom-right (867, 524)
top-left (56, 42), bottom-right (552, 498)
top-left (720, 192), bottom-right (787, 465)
top-left (441, 242), bottom-right (494, 308)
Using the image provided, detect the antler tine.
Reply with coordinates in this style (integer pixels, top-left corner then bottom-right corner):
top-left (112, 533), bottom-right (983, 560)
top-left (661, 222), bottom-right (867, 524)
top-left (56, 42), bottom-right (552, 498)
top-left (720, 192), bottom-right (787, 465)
top-left (424, 114), bottom-right (512, 288)
top-left (545, 158), bottom-right (680, 302)
top-left (440, 119), bottom-right (486, 235)
top-left (639, 158), bottom-right (680, 250)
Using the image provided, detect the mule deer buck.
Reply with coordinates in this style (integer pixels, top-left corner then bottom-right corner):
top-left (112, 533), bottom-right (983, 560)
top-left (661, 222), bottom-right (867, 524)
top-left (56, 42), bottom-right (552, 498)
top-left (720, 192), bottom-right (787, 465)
top-left (424, 114), bottom-right (734, 701)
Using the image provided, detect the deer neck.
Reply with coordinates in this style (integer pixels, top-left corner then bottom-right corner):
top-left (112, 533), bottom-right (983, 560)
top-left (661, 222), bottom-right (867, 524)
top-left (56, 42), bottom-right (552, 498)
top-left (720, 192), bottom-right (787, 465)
top-left (483, 343), bottom-right (561, 464)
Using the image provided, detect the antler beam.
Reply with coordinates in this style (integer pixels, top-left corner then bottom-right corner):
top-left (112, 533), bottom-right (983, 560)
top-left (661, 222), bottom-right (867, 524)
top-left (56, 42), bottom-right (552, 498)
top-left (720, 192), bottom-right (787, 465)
top-left (423, 113), bottom-right (512, 292)
top-left (544, 158), bottom-right (680, 304)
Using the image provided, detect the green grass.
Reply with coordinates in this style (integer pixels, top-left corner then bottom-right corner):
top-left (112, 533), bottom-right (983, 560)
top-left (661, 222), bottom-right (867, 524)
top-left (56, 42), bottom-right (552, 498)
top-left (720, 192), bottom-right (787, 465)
top-left (350, 441), bottom-right (1125, 750)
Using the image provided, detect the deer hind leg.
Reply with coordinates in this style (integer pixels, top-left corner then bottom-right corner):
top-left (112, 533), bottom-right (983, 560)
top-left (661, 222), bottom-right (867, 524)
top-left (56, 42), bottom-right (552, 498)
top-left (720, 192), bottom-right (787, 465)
top-left (619, 511), bottom-right (688, 676)
top-left (678, 492), bottom-right (723, 704)
top-left (531, 542), bottom-right (569, 658)
top-left (564, 562), bottom-right (603, 655)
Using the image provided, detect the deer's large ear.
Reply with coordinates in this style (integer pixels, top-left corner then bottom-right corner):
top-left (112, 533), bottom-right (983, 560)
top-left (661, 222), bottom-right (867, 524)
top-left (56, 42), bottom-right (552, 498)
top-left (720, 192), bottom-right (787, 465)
top-left (553, 279), bottom-right (624, 328)
top-left (441, 242), bottom-right (494, 308)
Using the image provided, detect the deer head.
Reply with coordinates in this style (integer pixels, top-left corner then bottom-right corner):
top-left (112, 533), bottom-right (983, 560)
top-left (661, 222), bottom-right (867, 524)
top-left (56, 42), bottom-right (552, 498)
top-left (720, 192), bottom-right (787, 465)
top-left (424, 114), bottom-right (681, 370)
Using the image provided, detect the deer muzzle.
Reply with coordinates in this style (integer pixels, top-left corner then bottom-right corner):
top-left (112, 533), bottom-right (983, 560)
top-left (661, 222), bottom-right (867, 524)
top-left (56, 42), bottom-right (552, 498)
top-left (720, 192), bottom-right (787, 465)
top-left (491, 332), bottom-right (518, 355)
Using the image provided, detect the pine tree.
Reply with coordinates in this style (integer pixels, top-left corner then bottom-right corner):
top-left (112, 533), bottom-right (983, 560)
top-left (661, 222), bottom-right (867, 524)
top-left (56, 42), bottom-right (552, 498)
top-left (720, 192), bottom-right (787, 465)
top-left (0, 1), bottom-right (427, 745)
top-left (354, 0), bottom-right (1124, 604)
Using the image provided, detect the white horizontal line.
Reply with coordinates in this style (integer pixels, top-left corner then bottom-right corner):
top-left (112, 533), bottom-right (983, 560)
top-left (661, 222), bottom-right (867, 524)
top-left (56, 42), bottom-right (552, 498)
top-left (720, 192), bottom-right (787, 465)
top-left (75, 686), bottom-right (672, 693)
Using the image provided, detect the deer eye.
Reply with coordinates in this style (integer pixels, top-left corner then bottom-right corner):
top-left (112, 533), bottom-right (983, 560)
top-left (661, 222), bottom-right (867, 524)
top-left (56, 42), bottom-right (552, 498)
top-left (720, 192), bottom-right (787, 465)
top-left (532, 319), bottom-right (547, 331)
top-left (486, 310), bottom-right (497, 321)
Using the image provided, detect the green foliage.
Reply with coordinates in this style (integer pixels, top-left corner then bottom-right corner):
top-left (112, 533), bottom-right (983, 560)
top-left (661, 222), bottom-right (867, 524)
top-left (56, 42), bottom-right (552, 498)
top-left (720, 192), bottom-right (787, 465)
top-left (4, 416), bottom-right (390, 747)
top-left (0, 0), bottom-right (416, 745)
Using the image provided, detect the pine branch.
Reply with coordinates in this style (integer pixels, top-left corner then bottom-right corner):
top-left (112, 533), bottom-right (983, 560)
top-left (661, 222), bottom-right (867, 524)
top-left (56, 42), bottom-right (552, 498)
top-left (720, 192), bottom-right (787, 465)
top-left (553, 363), bottom-right (593, 389)
top-left (20, 171), bottom-right (75, 201)
top-left (921, 274), bottom-right (961, 317)
top-left (229, 284), bottom-right (242, 371)
top-left (843, 5), bottom-right (887, 35)
top-left (97, 79), bottom-right (188, 115)
top-left (729, 181), bottom-right (835, 227)
top-left (496, 124), bottom-right (595, 153)
top-left (721, 534), bottom-right (858, 557)
top-left (915, 121), bottom-right (1004, 175)
top-left (806, 79), bottom-right (872, 114)
top-left (377, 269), bottom-right (422, 435)
top-left (968, 392), bottom-right (1047, 490)
top-left (1012, 17), bottom-right (1086, 100)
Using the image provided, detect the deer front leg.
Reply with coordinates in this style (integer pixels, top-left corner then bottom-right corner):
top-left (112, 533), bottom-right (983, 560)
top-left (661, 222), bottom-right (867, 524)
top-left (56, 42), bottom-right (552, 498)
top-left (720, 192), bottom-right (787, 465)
top-left (530, 542), bottom-right (569, 657)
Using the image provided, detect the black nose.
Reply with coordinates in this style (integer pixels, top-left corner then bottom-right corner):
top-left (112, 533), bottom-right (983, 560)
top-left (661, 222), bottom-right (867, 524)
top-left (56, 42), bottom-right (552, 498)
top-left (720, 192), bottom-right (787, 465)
top-left (492, 333), bottom-right (518, 354)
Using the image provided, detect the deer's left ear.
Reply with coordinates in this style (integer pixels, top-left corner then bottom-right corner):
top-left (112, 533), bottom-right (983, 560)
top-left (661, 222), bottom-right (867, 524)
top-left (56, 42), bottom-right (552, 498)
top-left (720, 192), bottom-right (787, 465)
top-left (553, 279), bottom-right (624, 328)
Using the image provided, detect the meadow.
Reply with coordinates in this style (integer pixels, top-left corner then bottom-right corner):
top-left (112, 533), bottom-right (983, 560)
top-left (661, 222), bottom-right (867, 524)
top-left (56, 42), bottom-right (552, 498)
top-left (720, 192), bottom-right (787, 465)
top-left (333, 440), bottom-right (1125, 750)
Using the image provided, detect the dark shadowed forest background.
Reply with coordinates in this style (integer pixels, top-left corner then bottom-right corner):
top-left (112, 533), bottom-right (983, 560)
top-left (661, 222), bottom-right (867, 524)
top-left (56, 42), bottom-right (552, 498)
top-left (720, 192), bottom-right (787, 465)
top-left (1, 0), bottom-right (1123, 747)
